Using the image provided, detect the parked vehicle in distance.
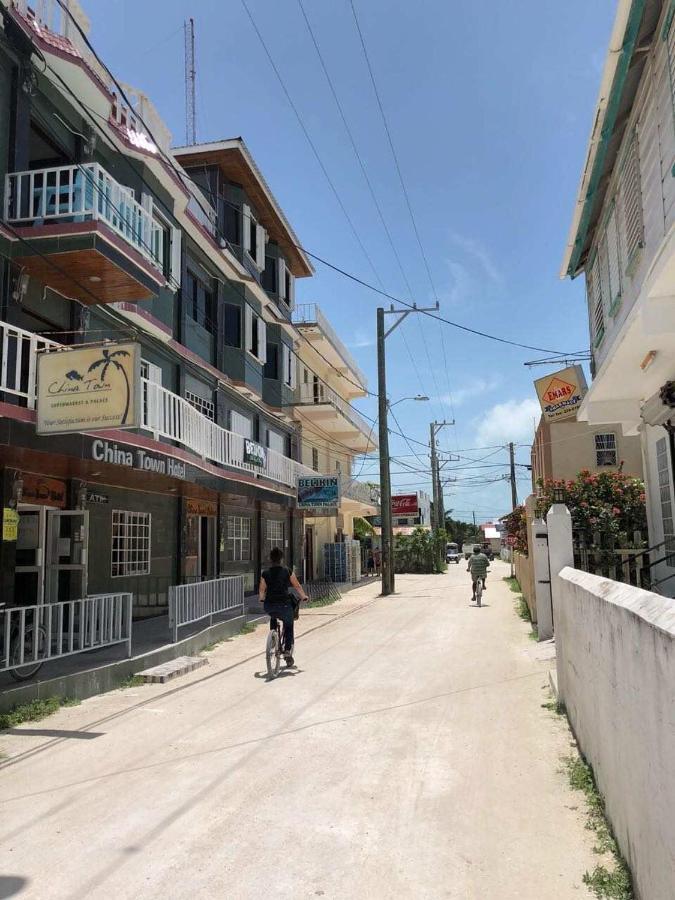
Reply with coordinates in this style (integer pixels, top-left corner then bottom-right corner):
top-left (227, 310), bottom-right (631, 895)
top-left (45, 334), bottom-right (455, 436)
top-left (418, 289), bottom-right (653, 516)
top-left (481, 542), bottom-right (494, 561)
top-left (446, 542), bottom-right (460, 564)
top-left (462, 543), bottom-right (475, 560)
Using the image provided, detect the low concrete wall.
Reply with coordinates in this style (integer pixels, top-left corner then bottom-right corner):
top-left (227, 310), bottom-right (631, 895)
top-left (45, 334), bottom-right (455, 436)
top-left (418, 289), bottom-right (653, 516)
top-left (555, 568), bottom-right (675, 899)
top-left (514, 551), bottom-right (536, 623)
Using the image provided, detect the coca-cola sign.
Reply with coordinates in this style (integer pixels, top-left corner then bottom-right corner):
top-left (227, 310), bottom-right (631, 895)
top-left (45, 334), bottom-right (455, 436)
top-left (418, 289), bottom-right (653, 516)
top-left (392, 494), bottom-right (418, 516)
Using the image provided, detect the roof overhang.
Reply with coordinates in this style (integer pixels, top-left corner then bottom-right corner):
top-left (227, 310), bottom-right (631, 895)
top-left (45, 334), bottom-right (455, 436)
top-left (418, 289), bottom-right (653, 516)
top-left (173, 139), bottom-right (314, 279)
top-left (560, 0), bottom-right (663, 279)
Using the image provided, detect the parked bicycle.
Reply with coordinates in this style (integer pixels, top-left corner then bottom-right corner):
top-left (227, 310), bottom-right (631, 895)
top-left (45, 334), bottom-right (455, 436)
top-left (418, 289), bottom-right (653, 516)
top-left (1, 603), bottom-right (47, 682)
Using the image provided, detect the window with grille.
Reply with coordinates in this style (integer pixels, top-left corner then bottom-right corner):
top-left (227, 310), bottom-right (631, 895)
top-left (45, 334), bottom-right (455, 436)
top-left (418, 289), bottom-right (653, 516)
top-left (618, 132), bottom-right (644, 267)
top-left (265, 519), bottom-right (285, 559)
top-left (111, 510), bottom-right (151, 577)
top-left (594, 433), bottom-right (617, 467)
top-left (312, 447), bottom-right (319, 471)
top-left (227, 515), bottom-right (251, 561)
top-left (185, 389), bottom-right (215, 421)
top-left (657, 437), bottom-right (675, 566)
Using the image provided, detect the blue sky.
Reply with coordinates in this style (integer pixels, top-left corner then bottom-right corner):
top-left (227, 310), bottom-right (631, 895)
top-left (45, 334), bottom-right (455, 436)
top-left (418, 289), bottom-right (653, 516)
top-left (89, 0), bottom-right (615, 521)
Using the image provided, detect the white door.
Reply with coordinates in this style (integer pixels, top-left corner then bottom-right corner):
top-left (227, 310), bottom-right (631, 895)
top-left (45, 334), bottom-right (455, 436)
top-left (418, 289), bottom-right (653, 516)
top-left (15, 505), bottom-right (48, 606)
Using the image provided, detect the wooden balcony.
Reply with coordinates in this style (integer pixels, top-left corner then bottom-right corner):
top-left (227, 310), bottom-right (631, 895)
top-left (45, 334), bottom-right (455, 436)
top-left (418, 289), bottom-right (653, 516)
top-left (4, 163), bottom-right (166, 305)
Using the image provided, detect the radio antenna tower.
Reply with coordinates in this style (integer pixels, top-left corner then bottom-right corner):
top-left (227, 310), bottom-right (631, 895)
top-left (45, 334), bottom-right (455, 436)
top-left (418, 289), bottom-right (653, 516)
top-left (184, 18), bottom-right (196, 145)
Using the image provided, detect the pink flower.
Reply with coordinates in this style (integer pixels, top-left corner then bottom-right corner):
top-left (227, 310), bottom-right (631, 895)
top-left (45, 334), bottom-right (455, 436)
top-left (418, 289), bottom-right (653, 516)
top-left (612, 507), bottom-right (621, 516)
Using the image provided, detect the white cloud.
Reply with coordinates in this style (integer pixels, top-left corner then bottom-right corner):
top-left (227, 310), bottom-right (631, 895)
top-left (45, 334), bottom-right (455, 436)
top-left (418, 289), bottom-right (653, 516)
top-left (348, 330), bottom-right (374, 349)
top-left (440, 377), bottom-right (501, 407)
top-left (475, 398), bottom-right (540, 447)
top-left (448, 233), bottom-right (503, 286)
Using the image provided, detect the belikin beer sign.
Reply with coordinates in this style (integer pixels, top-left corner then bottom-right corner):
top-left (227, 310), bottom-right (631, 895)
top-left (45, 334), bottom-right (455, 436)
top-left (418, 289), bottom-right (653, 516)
top-left (534, 365), bottom-right (588, 423)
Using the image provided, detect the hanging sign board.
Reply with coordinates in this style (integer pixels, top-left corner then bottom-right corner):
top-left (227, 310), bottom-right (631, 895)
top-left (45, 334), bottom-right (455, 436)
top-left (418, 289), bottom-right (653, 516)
top-left (244, 439), bottom-right (267, 468)
top-left (534, 365), bottom-right (588, 423)
top-left (297, 476), bottom-right (341, 515)
top-left (37, 342), bottom-right (141, 435)
top-left (2, 508), bottom-right (19, 542)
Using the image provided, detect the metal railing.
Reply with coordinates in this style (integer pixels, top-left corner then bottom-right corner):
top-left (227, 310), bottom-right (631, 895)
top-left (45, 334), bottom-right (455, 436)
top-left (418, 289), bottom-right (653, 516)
top-left (168, 575), bottom-right (245, 642)
top-left (143, 379), bottom-right (296, 487)
top-left (292, 303), bottom-right (367, 389)
top-left (0, 320), bottom-right (59, 407)
top-left (4, 163), bottom-right (162, 270)
top-left (295, 381), bottom-right (374, 442)
top-left (1, 593), bottom-right (133, 674)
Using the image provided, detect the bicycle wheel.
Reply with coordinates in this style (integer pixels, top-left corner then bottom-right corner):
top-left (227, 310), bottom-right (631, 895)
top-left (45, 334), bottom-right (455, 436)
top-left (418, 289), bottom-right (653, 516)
top-left (10, 625), bottom-right (47, 682)
top-left (476, 581), bottom-right (483, 608)
top-left (266, 628), bottom-right (280, 678)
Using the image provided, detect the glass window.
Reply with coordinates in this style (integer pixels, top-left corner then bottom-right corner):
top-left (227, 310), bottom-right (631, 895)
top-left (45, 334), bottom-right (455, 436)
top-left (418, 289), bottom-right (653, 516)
top-left (227, 515), bottom-right (251, 561)
top-left (264, 344), bottom-right (278, 380)
top-left (262, 256), bottom-right (277, 293)
top-left (595, 433), bottom-right (617, 467)
top-left (224, 304), bottom-right (241, 348)
top-left (111, 510), bottom-right (151, 576)
top-left (657, 437), bottom-right (675, 567)
top-left (224, 203), bottom-right (241, 245)
top-left (186, 269), bottom-right (215, 334)
top-left (265, 519), bottom-right (285, 560)
top-left (312, 447), bottom-right (319, 471)
top-left (185, 390), bottom-right (215, 421)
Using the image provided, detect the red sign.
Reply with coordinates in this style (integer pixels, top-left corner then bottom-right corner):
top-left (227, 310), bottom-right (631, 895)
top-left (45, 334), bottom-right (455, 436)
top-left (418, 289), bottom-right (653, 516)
top-left (392, 494), bottom-right (418, 516)
top-left (507, 534), bottom-right (517, 546)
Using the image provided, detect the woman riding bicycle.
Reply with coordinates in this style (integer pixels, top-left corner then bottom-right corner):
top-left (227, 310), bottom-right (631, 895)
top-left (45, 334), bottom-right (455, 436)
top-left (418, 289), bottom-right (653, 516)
top-left (259, 548), bottom-right (309, 667)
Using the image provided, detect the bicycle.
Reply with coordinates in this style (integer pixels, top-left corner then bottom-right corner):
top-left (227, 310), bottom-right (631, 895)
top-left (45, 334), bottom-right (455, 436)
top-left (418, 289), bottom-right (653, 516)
top-left (265, 616), bottom-right (291, 679)
top-left (1, 604), bottom-right (48, 682)
top-left (473, 577), bottom-right (484, 607)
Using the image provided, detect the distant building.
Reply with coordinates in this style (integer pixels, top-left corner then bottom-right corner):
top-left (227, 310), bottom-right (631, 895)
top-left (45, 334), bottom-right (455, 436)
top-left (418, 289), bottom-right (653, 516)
top-left (530, 415), bottom-right (643, 489)
top-left (392, 491), bottom-right (431, 528)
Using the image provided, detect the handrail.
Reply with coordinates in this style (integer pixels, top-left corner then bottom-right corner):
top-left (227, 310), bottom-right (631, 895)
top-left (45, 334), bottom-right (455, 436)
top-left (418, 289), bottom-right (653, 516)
top-left (295, 381), bottom-right (374, 442)
top-left (4, 163), bottom-right (162, 270)
top-left (292, 302), bottom-right (367, 389)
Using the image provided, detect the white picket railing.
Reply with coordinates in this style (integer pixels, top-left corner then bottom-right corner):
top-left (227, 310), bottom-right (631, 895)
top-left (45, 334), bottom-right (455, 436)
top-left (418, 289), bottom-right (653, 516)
top-left (0, 321), bottom-right (59, 407)
top-left (4, 163), bottom-right (162, 270)
top-left (292, 303), bottom-right (367, 388)
top-left (295, 381), bottom-right (373, 441)
top-left (168, 575), bottom-right (245, 642)
top-left (1, 593), bottom-right (133, 675)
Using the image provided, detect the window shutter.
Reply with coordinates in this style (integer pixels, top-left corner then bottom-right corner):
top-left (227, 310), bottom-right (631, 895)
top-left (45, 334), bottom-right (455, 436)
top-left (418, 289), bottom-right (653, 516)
top-left (290, 350), bottom-right (297, 390)
top-left (145, 362), bottom-right (162, 386)
top-left (242, 204), bottom-right (251, 253)
top-left (606, 206), bottom-right (621, 304)
top-left (245, 304), bottom-right (253, 354)
top-left (288, 271), bottom-right (295, 309)
top-left (258, 318), bottom-right (267, 364)
top-left (598, 237), bottom-right (610, 320)
top-left (278, 257), bottom-right (286, 300)
top-left (281, 344), bottom-right (290, 384)
top-left (256, 225), bottom-right (266, 271)
top-left (619, 133), bottom-right (644, 267)
top-left (170, 226), bottom-right (182, 289)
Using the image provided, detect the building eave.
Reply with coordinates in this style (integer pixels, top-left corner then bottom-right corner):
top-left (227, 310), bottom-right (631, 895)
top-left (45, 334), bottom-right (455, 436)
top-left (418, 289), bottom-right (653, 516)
top-left (560, 0), bottom-right (650, 279)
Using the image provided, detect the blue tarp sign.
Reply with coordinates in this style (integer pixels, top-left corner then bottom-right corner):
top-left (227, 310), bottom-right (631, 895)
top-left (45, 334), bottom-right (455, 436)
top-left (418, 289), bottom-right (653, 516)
top-left (297, 476), bottom-right (341, 513)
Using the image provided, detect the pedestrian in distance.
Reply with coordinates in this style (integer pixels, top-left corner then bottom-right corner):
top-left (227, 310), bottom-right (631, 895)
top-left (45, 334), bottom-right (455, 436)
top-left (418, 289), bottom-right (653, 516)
top-left (259, 547), bottom-right (309, 667)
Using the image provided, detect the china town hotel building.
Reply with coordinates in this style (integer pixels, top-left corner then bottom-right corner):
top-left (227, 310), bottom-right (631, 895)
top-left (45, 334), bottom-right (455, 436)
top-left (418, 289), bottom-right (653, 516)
top-left (0, 0), bottom-right (378, 615)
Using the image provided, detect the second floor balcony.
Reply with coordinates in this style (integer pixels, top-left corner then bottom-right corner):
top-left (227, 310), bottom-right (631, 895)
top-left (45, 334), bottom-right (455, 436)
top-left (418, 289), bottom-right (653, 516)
top-left (292, 303), bottom-right (367, 397)
top-left (3, 163), bottom-right (167, 305)
top-left (293, 381), bottom-right (377, 454)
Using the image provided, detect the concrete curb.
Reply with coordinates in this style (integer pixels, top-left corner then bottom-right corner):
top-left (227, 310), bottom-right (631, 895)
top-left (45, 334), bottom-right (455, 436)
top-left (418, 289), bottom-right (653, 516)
top-left (0, 613), bottom-right (267, 713)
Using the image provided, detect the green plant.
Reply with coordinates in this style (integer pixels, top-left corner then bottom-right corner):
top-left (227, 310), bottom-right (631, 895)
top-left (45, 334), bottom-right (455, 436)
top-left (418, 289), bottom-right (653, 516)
top-left (502, 505), bottom-right (528, 555)
top-left (561, 755), bottom-right (633, 899)
top-left (394, 526), bottom-right (448, 574)
top-left (0, 696), bottom-right (79, 730)
top-left (239, 622), bottom-right (257, 635)
top-left (353, 516), bottom-right (374, 541)
top-left (503, 576), bottom-right (521, 593)
top-left (119, 674), bottom-right (145, 689)
top-left (515, 595), bottom-right (531, 622)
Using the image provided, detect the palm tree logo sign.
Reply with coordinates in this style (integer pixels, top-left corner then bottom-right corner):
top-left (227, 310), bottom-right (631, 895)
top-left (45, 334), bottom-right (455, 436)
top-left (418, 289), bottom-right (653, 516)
top-left (88, 347), bottom-right (132, 425)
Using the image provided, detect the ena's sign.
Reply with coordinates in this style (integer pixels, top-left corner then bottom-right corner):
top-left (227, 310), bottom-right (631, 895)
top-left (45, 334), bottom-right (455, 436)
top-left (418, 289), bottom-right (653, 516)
top-left (297, 476), bottom-right (341, 513)
top-left (534, 365), bottom-right (588, 423)
top-left (244, 439), bottom-right (267, 468)
top-left (37, 342), bottom-right (141, 435)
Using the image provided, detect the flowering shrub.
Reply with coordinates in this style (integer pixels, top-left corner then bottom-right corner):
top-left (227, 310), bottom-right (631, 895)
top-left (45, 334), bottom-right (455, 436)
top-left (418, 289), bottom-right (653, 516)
top-left (535, 470), bottom-right (647, 546)
top-left (502, 505), bottom-right (528, 555)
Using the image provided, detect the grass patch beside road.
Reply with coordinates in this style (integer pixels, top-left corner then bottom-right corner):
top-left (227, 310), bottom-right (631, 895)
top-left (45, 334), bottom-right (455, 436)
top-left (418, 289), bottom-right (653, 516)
top-left (0, 695), bottom-right (80, 731)
top-left (506, 577), bottom-right (539, 640)
top-left (561, 755), bottom-right (633, 899)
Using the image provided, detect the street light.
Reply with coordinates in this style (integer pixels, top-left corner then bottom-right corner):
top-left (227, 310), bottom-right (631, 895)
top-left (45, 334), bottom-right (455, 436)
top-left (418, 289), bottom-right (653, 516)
top-left (388, 394), bottom-right (429, 409)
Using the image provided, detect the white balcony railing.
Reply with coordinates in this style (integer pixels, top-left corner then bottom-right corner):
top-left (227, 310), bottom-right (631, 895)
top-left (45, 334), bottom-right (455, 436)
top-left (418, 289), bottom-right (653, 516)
top-left (292, 303), bottom-right (367, 389)
top-left (4, 163), bottom-right (163, 271)
top-left (295, 381), bottom-right (373, 441)
top-left (0, 321), bottom-right (59, 406)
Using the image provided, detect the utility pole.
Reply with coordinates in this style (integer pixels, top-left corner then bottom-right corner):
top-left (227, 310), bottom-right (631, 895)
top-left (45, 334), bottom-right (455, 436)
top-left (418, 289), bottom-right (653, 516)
top-left (377, 303), bottom-right (438, 595)
top-left (184, 18), bottom-right (196, 145)
top-left (430, 422), bottom-right (440, 533)
top-left (509, 441), bottom-right (518, 510)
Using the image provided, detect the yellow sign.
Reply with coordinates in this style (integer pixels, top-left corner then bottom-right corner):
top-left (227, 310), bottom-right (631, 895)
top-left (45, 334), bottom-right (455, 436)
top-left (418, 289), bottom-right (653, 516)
top-left (2, 508), bottom-right (19, 542)
top-left (37, 342), bottom-right (141, 435)
top-left (534, 365), bottom-right (588, 423)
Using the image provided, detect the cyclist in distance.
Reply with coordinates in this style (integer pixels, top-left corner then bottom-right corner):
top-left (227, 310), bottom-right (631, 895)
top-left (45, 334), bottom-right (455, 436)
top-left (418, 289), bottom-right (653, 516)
top-left (467, 544), bottom-right (490, 601)
top-left (259, 547), bottom-right (309, 667)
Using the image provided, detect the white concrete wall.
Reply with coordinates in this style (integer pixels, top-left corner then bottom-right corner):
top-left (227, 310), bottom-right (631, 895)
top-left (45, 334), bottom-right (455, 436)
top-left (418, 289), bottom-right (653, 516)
top-left (554, 567), bottom-right (675, 899)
